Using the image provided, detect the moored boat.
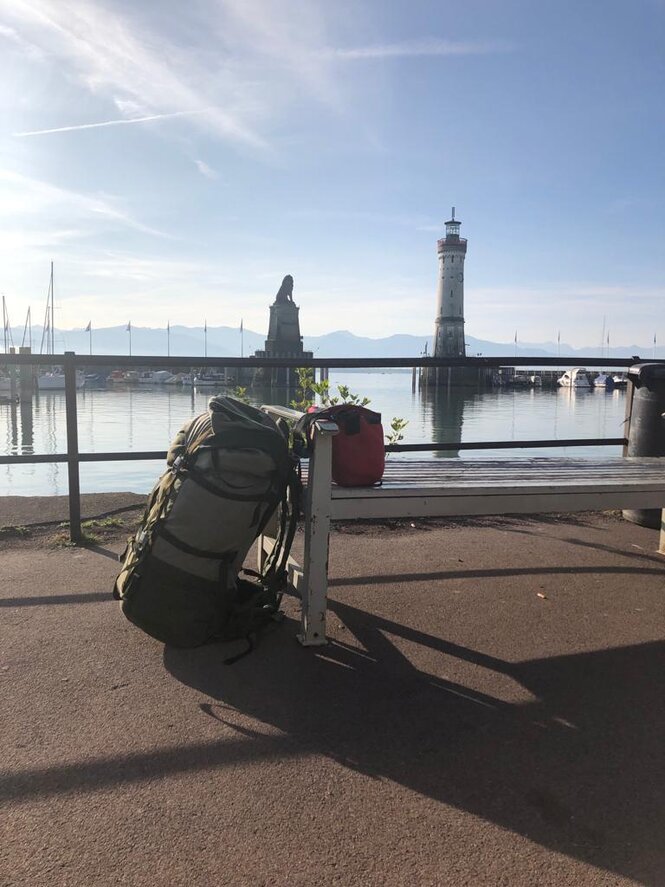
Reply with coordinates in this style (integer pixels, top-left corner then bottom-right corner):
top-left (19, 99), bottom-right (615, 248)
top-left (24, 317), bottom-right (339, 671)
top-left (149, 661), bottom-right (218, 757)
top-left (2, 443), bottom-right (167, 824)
top-left (593, 373), bottom-right (615, 390)
top-left (37, 370), bottom-right (86, 390)
top-left (137, 370), bottom-right (173, 384)
top-left (557, 367), bottom-right (591, 388)
top-left (193, 371), bottom-right (228, 387)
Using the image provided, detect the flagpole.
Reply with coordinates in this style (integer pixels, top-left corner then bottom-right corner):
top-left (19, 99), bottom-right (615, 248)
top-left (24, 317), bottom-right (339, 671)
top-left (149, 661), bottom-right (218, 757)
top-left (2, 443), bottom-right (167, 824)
top-left (50, 261), bottom-right (55, 357)
top-left (204, 320), bottom-right (207, 359)
top-left (167, 321), bottom-right (170, 357)
top-left (127, 321), bottom-right (132, 357)
top-left (514, 330), bottom-right (517, 359)
top-left (89, 322), bottom-right (92, 355)
top-left (654, 333), bottom-right (657, 360)
top-left (240, 318), bottom-right (244, 358)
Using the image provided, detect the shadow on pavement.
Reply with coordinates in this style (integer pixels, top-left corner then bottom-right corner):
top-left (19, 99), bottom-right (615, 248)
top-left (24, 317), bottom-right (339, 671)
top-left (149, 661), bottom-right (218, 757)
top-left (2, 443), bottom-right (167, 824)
top-left (163, 600), bottom-right (664, 884)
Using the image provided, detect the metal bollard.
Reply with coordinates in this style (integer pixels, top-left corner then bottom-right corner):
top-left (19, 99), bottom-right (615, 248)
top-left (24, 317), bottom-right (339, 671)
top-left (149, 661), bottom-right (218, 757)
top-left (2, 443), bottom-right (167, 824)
top-left (623, 362), bottom-right (665, 529)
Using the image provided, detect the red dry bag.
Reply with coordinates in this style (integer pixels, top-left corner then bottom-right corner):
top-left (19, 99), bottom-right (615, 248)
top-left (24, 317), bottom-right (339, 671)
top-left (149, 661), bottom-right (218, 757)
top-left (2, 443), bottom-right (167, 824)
top-left (316, 405), bottom-right (385, 486)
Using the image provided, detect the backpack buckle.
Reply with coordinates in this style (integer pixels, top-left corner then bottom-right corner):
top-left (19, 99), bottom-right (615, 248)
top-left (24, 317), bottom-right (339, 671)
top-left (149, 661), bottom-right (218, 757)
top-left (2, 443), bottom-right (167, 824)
top-left (171, 454), bottom-right (186, 474)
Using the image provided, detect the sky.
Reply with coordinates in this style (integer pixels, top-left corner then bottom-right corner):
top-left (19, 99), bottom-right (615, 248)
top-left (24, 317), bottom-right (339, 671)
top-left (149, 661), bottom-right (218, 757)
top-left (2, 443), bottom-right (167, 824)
top-left (0, 0), bottom-right (663, 347)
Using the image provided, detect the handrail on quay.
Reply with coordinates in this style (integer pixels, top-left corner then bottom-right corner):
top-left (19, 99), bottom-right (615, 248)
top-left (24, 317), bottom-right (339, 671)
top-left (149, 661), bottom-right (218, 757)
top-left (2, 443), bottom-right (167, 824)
top-left (2, 351), bottom-right (658, 542)
top-left (0, 352), bottom-right (655, 368)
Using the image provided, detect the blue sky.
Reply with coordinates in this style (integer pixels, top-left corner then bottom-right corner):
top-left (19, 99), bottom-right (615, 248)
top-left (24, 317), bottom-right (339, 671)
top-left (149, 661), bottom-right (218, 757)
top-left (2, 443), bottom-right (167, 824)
top-left (0, 0), bottom-right (663, 347)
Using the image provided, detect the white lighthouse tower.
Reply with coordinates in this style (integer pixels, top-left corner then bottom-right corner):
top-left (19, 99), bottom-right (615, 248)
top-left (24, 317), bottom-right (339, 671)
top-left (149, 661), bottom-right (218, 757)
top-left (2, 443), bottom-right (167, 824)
top-left (433, 208), bottom-right (467, 359)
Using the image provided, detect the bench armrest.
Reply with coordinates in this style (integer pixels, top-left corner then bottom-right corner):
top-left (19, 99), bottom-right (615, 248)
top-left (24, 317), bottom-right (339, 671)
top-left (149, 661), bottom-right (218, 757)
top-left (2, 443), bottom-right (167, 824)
top-left (261, 404), bottom-right (304, 423)
top-left (261, 404), bottom-right (339, 437)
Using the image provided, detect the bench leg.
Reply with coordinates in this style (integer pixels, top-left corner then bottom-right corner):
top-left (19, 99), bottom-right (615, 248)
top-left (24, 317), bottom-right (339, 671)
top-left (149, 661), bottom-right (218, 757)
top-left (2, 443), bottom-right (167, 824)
top-left (299, 433), bottom-right (333, 646)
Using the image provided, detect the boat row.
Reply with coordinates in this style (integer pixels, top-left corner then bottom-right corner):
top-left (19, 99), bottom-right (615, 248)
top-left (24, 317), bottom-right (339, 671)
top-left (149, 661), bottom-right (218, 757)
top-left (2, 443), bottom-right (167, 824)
top-left (557, 368), bottom-right (628, 389)
top-left (0, 368), bottom-right (235, 392)
top-left (0, 370), bottom-right (86, 392)
top-left (106, 370), bottom-right (231, 386)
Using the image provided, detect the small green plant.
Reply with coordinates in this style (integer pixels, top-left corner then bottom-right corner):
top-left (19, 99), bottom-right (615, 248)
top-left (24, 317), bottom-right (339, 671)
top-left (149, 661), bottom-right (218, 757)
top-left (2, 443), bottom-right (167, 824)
top-left (52, 529), bottom-right (102, 547)
top-left (82, 517), bottom-right (124, 529)
top-left (232, 386), bottom-right (250, 404)
top-left (0, 525), bottom-right (31, 539)
top-left (386, 417), bottom-right (409, 447)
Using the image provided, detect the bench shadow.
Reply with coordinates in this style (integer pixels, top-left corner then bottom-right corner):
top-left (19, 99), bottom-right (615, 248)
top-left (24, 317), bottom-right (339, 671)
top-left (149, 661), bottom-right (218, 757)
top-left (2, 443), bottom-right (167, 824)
top-left (164, 602), bottom-right (664, 884)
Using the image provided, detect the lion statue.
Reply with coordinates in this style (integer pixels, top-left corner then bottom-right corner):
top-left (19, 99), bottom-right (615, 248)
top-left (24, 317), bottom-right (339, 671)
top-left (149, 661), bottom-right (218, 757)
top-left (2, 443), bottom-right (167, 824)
top-left (274, 274), bottom-right (294, 304)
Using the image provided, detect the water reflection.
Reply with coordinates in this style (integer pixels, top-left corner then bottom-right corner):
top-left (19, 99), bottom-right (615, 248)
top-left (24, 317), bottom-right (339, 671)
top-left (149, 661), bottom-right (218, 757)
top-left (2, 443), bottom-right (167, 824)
top-left (420, 385), bottom-right (478, 458)
top-left (20, 398), bottom-right (33, 453)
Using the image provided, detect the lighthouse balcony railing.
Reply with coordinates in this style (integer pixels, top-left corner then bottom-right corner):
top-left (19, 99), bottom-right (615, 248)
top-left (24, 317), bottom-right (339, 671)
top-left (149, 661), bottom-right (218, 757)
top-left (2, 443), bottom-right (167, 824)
top-left (0, 351), bottom-right (661, 546)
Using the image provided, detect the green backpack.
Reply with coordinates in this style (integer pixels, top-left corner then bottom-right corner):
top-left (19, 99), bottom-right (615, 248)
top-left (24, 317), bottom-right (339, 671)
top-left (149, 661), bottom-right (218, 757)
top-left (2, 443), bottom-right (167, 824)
top-left (113, 396), bottom-right (299, 655)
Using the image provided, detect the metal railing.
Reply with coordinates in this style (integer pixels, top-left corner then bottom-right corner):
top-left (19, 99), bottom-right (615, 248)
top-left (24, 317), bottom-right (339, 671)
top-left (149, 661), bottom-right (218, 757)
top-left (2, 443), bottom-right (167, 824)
top-left (0, 351), bottom-right (652, 542)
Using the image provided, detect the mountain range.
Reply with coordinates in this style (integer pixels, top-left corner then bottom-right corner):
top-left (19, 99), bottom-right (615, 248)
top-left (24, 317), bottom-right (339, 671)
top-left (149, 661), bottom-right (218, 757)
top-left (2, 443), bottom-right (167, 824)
top-left (3, 324), bottom-right (661, 361)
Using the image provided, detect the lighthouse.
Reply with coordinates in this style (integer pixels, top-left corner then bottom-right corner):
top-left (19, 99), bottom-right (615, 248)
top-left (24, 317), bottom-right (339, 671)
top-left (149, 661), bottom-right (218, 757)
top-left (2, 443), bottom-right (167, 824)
top-left (433, 208), bottom-right (467, 359)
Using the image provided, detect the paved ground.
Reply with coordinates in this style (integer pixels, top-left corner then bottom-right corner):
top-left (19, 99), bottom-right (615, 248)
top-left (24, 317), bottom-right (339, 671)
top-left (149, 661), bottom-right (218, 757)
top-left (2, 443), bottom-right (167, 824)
top-left (1, 508), bottom-right (664, 886)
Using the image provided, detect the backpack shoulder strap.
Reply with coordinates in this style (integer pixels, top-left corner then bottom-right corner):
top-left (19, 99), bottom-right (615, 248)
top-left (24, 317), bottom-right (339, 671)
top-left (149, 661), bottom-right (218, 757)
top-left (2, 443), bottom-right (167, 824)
top-left (260, 460), bottom-right (302, 592)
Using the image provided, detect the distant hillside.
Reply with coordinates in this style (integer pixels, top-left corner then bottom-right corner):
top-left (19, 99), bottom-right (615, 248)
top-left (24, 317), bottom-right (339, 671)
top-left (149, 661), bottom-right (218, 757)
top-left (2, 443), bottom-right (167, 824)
top-left (3, 324), bottom-right (661, 361)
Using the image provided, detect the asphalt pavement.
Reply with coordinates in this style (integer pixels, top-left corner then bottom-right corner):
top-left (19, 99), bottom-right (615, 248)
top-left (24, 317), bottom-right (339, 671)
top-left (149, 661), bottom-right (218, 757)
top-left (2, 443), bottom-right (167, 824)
top-left (1, 509), bottom-right (664, 886)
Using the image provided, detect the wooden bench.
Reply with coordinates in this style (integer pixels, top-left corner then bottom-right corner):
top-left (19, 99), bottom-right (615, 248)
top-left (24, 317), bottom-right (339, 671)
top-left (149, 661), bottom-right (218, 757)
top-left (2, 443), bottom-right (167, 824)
top-left (260, 406), bottom-right (665, 646)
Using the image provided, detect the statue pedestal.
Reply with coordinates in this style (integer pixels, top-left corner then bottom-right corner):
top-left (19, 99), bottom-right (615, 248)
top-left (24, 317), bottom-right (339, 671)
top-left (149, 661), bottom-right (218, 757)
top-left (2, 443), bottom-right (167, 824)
top-left (252, 300), bottom-right (312, 387)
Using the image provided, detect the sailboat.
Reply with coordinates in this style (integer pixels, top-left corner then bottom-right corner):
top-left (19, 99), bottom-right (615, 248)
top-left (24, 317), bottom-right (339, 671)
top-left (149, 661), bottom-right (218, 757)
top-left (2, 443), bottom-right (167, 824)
top-left (37, 263), bottom-right (85, 390)
top-left (1, 296), bottom-right (14, 392)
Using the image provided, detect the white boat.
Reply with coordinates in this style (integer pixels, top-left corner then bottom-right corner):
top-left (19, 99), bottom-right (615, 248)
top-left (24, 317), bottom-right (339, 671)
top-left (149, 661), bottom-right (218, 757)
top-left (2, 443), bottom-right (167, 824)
top-left (557, 367), bottom-right (591, 388)
top-left (593, 373), bottom-right (615, 389)
top-left (193, 372), bottom-right (228, 387)
top-left (37, 370), bottom-right (85, 390)
top-left (137, 370), bottom-right (173, 384)
top-left (165, 372), bottom-right (193, 385)
top-left (612, 373), bottom-right (628, 388)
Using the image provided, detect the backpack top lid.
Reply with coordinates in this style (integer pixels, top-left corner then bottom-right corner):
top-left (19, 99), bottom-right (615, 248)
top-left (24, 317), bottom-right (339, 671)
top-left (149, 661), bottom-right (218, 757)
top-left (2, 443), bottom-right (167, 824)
top-left (204, 396), bottom-right (291, 475)
top-left (208, 395), bottom-right (280, 431)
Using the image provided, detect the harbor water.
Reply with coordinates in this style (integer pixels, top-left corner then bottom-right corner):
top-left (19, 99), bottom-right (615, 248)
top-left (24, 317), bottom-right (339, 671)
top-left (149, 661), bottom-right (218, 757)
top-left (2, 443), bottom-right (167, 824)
top-left (1, 372), bottom-right (627, 497)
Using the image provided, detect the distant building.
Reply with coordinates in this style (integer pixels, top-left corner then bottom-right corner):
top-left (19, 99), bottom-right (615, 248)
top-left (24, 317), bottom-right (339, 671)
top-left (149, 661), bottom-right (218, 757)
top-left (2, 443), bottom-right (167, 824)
top-left (433, 208), bottom-right (467, 359)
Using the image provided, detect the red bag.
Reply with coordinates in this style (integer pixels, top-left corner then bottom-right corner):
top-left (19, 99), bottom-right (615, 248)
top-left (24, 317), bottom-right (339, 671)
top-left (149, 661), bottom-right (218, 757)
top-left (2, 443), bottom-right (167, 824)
top-left (316, 405), bottom-right (385, 486)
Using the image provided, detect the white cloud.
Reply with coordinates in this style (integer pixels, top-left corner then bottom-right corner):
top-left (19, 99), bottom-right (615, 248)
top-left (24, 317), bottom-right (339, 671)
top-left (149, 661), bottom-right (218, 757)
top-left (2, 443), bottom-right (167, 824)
top-left (0, 168), bottom-right (171, 242)
top-left (113, 96), bottom-right (147, 117)
top-left (328, 38), bottom-right (513, 60)
top-left (194, 159), bottom-right (219, 180)
top-left (13, 108), bottom-right (215, 138)
top-left (0, 0), bottom-right (267, 149)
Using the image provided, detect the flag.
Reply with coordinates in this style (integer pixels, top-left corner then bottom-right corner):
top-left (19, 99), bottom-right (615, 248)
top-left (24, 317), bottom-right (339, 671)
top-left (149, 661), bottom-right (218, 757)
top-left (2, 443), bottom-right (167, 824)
top-left (557, 330), bottom-right (560, 344)
top-left (85, 321), bottom-right (91, 332)
top-left (514, 330), bottom-right (517, 343)
top-left (606, 332), bottom-right (610, 345)
top-left (654, 333), bottom-right (657, 345)
top-left (126, 321), bottom-right (131, 332)
top-left (240, 319), bottom-right (243, 334)
top-left (204, 319), bottom-right (207, 333)
top-left (167, 320), bottom-right (170, 332)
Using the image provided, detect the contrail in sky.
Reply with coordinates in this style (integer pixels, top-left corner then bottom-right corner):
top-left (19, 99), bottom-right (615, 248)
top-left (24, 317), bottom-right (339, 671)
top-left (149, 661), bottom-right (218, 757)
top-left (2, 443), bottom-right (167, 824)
top-left (13, 108), bottom-right (211, 137)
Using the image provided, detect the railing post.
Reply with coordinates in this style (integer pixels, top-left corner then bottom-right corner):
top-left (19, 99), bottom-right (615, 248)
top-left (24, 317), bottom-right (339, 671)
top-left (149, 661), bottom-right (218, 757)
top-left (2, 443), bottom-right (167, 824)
top-left (622, 372), bottom-right (635, 457)
top-left (64, 352), bottom-right (82, 543)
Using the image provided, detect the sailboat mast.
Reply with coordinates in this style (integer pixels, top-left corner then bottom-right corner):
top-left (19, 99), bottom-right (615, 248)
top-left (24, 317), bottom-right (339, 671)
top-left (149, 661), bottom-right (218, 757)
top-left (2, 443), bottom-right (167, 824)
top-left (2, 296), bottom-right (8, 354)
top-left (50, 261), bottom-right (55, 356)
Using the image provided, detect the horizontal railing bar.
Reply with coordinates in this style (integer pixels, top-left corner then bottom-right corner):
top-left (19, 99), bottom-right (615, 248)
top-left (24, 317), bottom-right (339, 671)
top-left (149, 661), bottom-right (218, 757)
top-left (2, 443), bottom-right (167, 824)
top-left (78, 451), bottom-right (169, 462)
top-left (386, 438), bottom-right (627, 452)
top-left (0, 353), bottom-right (657, 369)
top-left (0, 439), bottom-right (628, 466)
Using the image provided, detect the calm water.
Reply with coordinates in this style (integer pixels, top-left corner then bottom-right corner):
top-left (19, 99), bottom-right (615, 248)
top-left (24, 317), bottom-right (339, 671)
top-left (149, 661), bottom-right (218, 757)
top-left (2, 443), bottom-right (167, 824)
top-left (1, 372), bottom-right (627, 497)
